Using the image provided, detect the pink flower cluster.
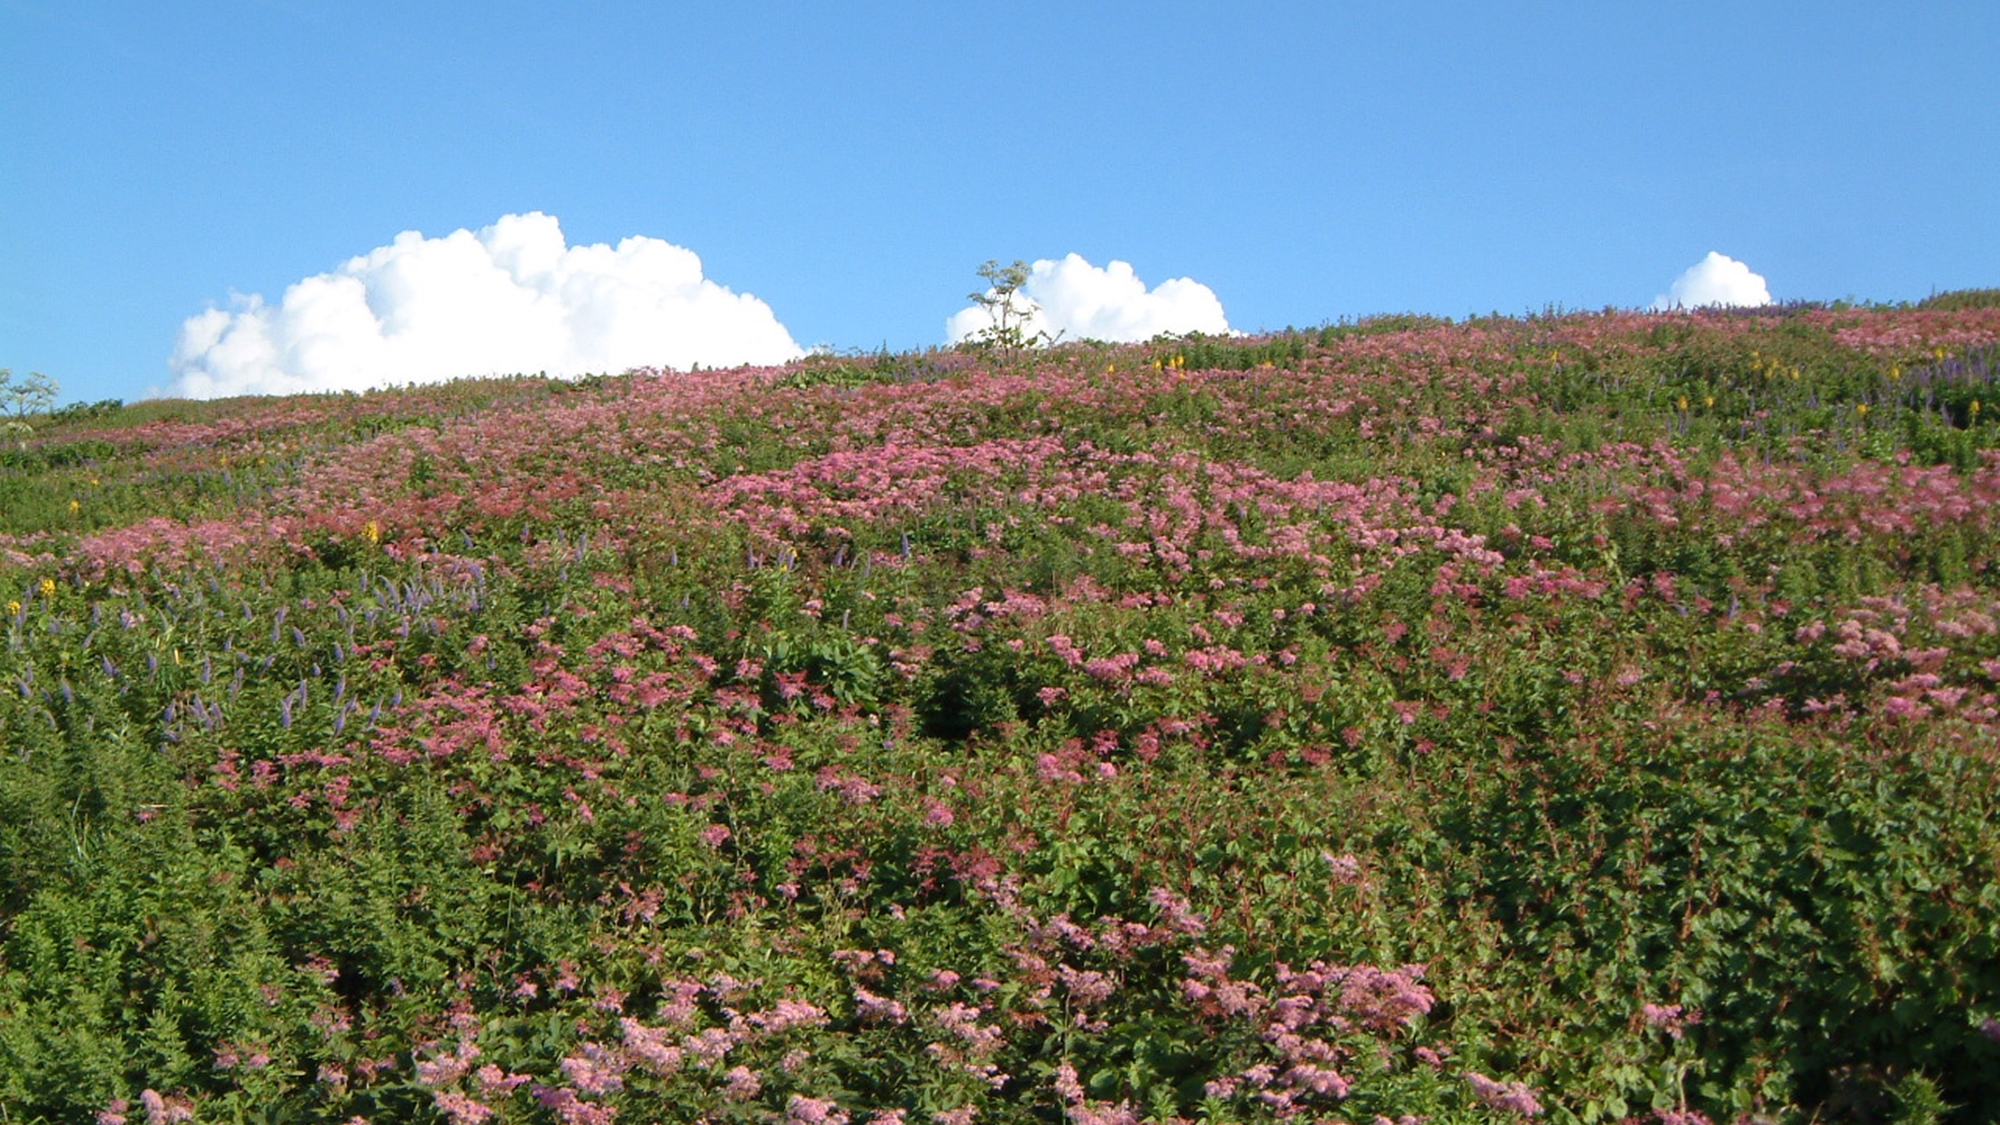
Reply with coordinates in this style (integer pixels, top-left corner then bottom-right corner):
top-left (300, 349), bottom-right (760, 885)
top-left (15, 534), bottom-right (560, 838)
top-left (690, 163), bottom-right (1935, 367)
top-left (1465, 1072), bottom-right (1544, 1116)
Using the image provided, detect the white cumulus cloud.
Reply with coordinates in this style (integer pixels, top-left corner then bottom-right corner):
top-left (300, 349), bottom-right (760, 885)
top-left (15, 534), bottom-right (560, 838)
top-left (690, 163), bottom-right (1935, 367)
top-left (168, 212), bottom-right (802, 398)
top-left (1649, 251), bottom-right (1773, 311)
top-left (946, 254), bottom-right (1231, 345)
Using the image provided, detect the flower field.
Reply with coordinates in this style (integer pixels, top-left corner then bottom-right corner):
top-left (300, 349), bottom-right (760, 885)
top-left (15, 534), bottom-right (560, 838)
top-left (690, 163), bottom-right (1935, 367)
top-left (4, 301), bottom-right (2000, 1123)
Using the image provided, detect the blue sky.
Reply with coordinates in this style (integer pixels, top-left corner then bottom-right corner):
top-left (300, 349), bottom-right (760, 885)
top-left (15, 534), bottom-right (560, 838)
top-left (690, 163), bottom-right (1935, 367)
top-left (3, 1), bottom-right (1996, 403)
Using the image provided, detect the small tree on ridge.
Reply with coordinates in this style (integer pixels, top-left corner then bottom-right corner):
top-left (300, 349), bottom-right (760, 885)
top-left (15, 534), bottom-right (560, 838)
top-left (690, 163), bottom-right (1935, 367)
top-left (964, 260), bottom-right (1051, 363)
top-left (0, 369), bottom-right (58, 419)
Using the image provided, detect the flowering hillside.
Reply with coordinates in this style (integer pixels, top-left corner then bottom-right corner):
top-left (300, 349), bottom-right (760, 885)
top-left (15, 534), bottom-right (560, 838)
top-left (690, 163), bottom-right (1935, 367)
top-left (4, 303), bottom-right (2000, 1124)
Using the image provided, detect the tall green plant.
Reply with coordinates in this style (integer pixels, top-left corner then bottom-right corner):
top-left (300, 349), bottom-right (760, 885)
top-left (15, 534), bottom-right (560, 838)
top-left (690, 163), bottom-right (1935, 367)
top-left (963, 259), bottom-right (1051, 362)
top-left (0, 369), bottom-right (59, 419)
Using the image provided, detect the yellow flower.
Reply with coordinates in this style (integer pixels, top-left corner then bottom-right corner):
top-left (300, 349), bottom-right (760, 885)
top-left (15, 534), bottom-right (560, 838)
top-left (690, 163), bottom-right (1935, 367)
top-left (363, 520), bottom-right (381, 544)
top-left (1676, 395), bottom-right (1689, 411)
top-left (1856, 403), bottom-right (1869, 417)
top-left (1703, 395), bottom-right (1715, 408)
top-left (5, 600), bottom-right (19, 616)
top-left (40, 578), bottom-right (57, 597)
top-left (68, 499), bottom-right (80, 515)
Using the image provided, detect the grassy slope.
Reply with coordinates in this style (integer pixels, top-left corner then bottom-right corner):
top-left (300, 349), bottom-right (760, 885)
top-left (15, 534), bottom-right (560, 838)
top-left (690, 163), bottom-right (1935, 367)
top-left (2, 304), bottom-right (2000, 1123)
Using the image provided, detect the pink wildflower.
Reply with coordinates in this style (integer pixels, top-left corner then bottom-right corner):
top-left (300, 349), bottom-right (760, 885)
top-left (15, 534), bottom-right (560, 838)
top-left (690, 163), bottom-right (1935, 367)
top-left (415, 1046), bottom-right (474, 1088)
top-left (534, 1086), bottom-right (619, 1125)
top-left (474, 1064), bottom-right (532, 1096)
top-left (1283, 1063), bottom-right (1350, 1098)
top-left (723, 1065), bottom-right (763, 1101)
top-left (789, 1094), bottom-right (850, 1125)
top-left (1058, 965), bottom-right (1117, 1006)
top-left (619, 1019), bottom-right (684, 1076)
top-left (1149, 887), bottom-right (1207, 934)
top-left (432, 1091), bottom-right (495, 1125)
top-left (854, 985), bottom-right (910, 1024)
top-left (1335, 964), bottom-right (1434, 1032)
top-left (138, 1091), bottom-right (193, 1125)
top-left (747, 998), bottom-right (831, 1034)
top-left (682, 1026), bottom-right (736, 1063)
top-left (1641, 1002), bottom-right (1698, 1040)
top-left (1323, 852), bottom-right (1364, 884)
top-left (560, 1048), bottom-right (625, 1095)
top-left (1465, 1073), bottom-right (1543, 1117)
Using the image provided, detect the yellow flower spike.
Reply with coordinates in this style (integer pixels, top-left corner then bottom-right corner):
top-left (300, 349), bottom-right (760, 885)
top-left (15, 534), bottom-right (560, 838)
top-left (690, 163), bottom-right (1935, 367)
top-left (1856, 403), bottom-right (1869, 418)
top-left (1889, 365), bottom-right (1901, 381)
top-left (40, 578), bottom-right (57, 597)
top-left (1973, 399), bottom-right (1983, 416)
top-left (364, 520), bottom-right (382, 545)
top-left (1677, 395), bottom-right (1689, 411)
top-left (68, 499), bottom-right (80, 515)
top-left (1704, 395), bottom-right (1715, 408)
top-left (5, 600), bottom-right (20, 617)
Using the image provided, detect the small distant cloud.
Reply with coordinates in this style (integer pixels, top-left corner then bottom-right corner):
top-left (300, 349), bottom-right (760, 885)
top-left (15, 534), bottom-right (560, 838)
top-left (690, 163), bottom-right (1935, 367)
top-left (1650, 251), bottom-right (1773, 311)
top-left (168, 212), bottom-right (802, 399)
top-left (946, 253), bottom-right (1231, 345)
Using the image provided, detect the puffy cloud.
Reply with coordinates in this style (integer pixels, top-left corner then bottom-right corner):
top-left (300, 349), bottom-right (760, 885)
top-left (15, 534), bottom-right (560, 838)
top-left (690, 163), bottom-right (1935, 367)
top-left (169, 212), bottom-right (802, 398)
top-left (1649, 251), bottom-right (1773, 311)
top-left (946, 254), bottom-right (1230, 345)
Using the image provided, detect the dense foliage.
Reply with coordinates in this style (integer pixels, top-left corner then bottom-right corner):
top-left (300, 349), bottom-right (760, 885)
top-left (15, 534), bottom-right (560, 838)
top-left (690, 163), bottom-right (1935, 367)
top-left (4, 304), bottom-right (2000, 1124)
